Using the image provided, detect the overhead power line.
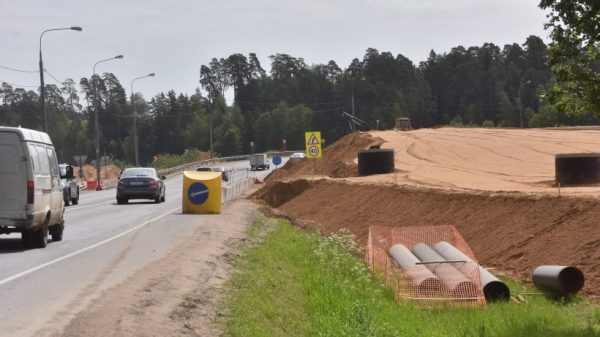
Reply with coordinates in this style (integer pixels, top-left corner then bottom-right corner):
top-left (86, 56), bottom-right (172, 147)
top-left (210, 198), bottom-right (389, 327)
top-left (43, 69), bottom-right (64, 85)
top-left (0, 65), bottom-right (38, 73)
top-left (236, 99), bottom-right (348, 106)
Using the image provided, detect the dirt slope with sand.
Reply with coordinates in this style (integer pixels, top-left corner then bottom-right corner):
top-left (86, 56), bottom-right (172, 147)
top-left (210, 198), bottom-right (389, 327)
top-left (256, 127), bottom-right (600, 300)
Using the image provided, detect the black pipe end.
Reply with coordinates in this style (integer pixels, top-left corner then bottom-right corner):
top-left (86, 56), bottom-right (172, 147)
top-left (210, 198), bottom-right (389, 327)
top-left (483, 281), bottom-right (510, 302)
top-left (559, 267), bottom-right (585, 294)
top-left (357, 149), bottom-right (395, 176)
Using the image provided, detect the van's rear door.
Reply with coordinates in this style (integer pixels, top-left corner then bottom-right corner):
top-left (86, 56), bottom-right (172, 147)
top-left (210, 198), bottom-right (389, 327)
top-left (0, 131), bottom-right (27, 221)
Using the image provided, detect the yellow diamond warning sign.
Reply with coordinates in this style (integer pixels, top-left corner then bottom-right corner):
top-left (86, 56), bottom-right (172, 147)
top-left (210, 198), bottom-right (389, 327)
top-left (307, 133), bottom-right (320, 145)
top-left (305, 131), bottom-right (322, 158)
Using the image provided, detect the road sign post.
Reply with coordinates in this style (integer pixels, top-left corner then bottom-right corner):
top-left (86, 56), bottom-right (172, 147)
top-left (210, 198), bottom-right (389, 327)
top-left (272, 155), bottom-right (282, 168)
top-left (73, 155), bottom-right (87, 180)
top-left (101, 155), bottom-right (110, 180)
top-left (305, 131), bottom-right (322, 159)
top-left (305, 131), bottom-right (322, 176)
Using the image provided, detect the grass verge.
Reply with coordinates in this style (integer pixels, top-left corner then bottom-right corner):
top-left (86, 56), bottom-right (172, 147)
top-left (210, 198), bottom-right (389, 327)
top-left (221, 218), bottom-right (600, 337)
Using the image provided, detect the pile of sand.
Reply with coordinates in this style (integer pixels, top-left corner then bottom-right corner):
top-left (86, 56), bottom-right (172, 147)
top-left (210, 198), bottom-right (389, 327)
top-left (74, 164), bottom-right (122, 182)
top-left (266, 132), bottom-right (384, 181)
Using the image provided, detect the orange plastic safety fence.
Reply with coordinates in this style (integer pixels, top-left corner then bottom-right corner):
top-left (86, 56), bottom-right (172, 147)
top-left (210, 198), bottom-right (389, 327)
top-left (365, 225), bottom-right (486, 308)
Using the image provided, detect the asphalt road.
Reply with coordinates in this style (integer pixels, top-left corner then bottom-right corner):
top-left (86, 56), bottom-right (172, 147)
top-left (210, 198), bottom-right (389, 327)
top-left (0, 159), bottom-right (282, 337)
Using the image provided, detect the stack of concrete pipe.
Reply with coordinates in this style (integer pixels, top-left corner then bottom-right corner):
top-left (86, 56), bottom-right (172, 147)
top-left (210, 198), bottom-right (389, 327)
top-left (411, 243), bottom-right (479, 297)
top-left (388, 244), bottom-right (445, 295)
top-left (433, 241), bottom-right (510, 301)
top-left (388, 241), bottom-right (510, 302)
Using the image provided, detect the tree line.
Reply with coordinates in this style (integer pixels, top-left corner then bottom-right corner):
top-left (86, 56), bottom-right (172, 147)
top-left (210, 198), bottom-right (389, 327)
top-left (1, 32), bottom-right (598, 166)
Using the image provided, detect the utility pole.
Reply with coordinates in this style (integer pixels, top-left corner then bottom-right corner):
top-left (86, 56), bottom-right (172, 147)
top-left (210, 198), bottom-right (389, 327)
top-left (351, 86), bottom-right (355, 116)
top-left (518, 97), bottom-right (523, 128)
top-left (208, 100), bottom-right (214, 159)
top-left (39, 49), bottom-right (46, 132)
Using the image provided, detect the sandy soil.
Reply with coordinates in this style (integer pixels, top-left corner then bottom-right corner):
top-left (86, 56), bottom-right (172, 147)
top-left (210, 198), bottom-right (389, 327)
top-left (368, 127), bottom-right (600, 196)
top-left (257, 127), bottom-right (600, 300)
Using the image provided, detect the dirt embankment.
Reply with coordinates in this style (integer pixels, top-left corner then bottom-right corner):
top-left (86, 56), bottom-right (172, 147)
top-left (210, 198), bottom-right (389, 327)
top-left (254, 129), bottom-right (600, 300)
top-left (74, 164), bottom-right (122, 183)
top-left (266, 132), bottom-right (384, 181)
top-left (253, 179), bottom-right (600, 300)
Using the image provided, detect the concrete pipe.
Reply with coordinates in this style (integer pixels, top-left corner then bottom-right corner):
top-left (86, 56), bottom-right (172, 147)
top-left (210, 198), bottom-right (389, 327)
top-left (555, 153), bottom-right (600, 186)
top-left (433, 241), bottom-right (510, 302)
top-left (411, 243), bottom-right (478, 296)
top-left (357, 149), bottom-right (395, 176)
top-left (532, 265), bottom-right (584, 294)
top-left (388, 244), bottom-right (445, 295)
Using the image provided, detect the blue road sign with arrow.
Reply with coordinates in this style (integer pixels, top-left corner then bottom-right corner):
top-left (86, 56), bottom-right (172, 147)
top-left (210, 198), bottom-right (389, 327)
top-left (272, 155), bottom-right (282, 166)
top-left (188, 182), bottom-right (209, 204)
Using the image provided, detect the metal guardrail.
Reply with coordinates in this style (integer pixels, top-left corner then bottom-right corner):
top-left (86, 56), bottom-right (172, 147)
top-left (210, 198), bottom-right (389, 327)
top-left (157, 151), bottom-right (298, 177)
top-left (155, 151), bottom-right (298, 205)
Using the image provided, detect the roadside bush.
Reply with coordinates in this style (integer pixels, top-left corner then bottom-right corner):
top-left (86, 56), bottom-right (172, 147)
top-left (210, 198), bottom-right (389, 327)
top-left (153, 148), bottom-right (210, 169)
top-left (481, 120), bottom-right (495, 128)
top-left (450, 114), bottom-right (464, 127)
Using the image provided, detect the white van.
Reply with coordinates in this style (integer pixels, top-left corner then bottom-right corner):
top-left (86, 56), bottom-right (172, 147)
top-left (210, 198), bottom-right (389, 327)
top-left (0, 126), bottom-right (64, 248)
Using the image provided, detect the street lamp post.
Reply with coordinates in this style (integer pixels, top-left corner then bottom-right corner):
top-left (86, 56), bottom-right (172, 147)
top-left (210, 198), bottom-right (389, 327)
top-left (130, 73), bottom-right (155, 166)
top-left (39, 26), bottom-right (82, 132)
top-left (93, 55), bottom-right (124, 190)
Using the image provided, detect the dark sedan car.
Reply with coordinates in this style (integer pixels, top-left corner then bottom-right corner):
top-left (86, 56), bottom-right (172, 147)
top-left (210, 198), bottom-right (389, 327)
top-left (116, 167), bottom-right (166, 204)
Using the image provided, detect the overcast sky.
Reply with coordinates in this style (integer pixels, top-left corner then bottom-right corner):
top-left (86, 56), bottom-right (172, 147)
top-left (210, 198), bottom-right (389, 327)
top-left (1, 0), bottom-right (549, 103)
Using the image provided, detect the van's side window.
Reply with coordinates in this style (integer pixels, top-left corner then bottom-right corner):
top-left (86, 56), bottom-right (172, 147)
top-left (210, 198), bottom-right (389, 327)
top-left (28, 144), bottom-right (40, 174)
top-left (46, 147), bottom-right (59, 177)
top-left (36, 145), bottom-right (50, 175)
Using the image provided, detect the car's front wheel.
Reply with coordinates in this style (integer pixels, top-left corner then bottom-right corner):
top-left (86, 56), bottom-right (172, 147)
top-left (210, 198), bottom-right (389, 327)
top-left (64, 189), bottom-right (71, 206)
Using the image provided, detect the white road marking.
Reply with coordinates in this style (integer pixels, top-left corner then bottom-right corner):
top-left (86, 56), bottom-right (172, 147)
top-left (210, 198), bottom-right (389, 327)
top-left (190, 190), bottom-right (209, 198)
top-left (65, 200), bottom-right (113, 212)
top-left (0, 206), bottom-right (182, 287)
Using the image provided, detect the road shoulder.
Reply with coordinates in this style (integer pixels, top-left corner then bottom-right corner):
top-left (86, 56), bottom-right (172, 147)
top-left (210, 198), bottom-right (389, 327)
top-left (55, 199), bottom-right (259, 337)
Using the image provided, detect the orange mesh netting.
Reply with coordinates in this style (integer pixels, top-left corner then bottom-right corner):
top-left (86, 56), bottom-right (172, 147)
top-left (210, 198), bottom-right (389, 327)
top-left (365, 225), bottom-right (486, 308)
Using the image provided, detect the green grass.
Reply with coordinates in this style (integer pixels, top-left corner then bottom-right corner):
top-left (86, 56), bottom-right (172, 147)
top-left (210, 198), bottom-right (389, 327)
top-left (221, 218), bottom-right (600, 337)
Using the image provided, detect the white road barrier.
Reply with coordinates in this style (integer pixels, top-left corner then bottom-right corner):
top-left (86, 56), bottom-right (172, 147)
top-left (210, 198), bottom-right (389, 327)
top-left (222, 169), bottom-right (255, 204)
